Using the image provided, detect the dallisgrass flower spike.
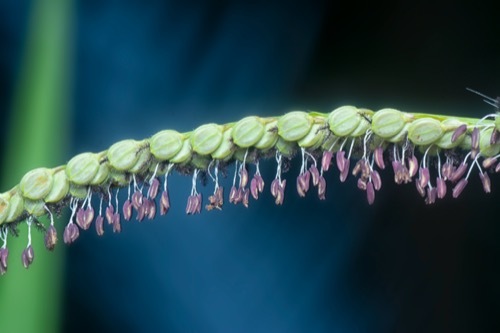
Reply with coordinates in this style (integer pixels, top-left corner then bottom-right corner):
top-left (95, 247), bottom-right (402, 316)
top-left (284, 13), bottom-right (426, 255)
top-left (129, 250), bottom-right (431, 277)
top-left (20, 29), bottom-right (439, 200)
top-left (1, 97), bottom-right (500, 274)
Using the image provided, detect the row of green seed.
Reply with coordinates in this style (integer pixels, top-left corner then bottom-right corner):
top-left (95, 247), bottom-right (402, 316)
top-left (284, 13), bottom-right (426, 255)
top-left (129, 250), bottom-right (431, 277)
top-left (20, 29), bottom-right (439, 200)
top-left (0, 106), bottom-right (498, 225)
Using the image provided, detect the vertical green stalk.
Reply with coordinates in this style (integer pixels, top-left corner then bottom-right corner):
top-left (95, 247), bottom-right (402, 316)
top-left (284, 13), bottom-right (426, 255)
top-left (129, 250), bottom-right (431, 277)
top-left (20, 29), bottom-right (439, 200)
top-left (0, 0), bottom-right (73, 332)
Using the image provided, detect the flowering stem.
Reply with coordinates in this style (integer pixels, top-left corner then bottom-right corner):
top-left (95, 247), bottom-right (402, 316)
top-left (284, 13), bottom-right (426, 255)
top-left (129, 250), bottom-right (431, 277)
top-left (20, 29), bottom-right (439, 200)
top-left (0, 102), bottom-right (499, 273)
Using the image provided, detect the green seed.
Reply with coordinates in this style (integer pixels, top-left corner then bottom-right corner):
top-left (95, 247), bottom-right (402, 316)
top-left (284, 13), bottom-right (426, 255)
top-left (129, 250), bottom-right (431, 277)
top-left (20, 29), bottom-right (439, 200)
top-left (275, 137), bottom-right (296, 157)
top-left (232, 116), bottom-right (265, 148)
top-left (107, 139), bottom-right (142, 171)
top-left (45, 168), bottom-right (70, 203)
top-left (350, 116), bottom-right (371, 137)
top-left (69, 184), bottom-right (88, 199)
top-left (479, 127), bottom-right (500, 157)
top-left (5, 190), bottom-right (24, 223)
top-left (386, 123), bottom-right (409, 143)
top-left (277, 111), bottom-right (313, 141)
top-left (170, 138), bottom-right (192, 164)
top-left (129, 148), bottom-right (151, 174)
top-left (20, 168), bottom-right (54, 201)
top-left (191, 154), bottom-right (211, 169)
top-left (328, 106), bottom-right (360, 137)
top-left (371, 108), bottom-right (405, 139)
top-left (435, 119), bottom-right (466, 149)
top-left (149, 130), bottom-right (184, 161)
top-left (211, 128), bottom-right (234, 160)
top-left (109, 170), bottom-right (129, 187)
top-left (254, 120), bottom-right (279, 150)
top-left (0, 194), bottom-right (10, 224)
top-left (66, 152), bottom-right (100, 185)
top-left (298, 123), bottom-right (325, 148)
top-left (24, 199), bottom-right (46, 217)
top-left (90, 162), bottom-right (110, 185)
top-left (191, 123), bottom-right (223, 155)
top-left (408, 118), bottom-right (443, 146)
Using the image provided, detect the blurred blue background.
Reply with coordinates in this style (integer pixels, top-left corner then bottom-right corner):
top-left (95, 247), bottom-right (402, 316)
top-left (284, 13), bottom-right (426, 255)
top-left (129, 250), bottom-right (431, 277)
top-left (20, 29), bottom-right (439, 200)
top-left (1, 1), bottom-right (500, 332)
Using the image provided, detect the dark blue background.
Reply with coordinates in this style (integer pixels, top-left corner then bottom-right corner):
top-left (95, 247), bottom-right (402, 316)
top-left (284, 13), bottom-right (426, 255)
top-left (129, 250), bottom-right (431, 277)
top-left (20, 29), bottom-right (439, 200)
top-left (2, 1), bottom-right (500, 332)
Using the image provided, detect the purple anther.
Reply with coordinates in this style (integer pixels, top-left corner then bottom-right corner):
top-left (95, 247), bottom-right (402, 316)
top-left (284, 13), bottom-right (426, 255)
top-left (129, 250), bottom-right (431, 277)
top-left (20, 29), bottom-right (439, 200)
top-left (425, 187), bottom-right (437, 205)
top-left (160, 190), bottom-right (170, 215)
top-left (95, 216), bottom-right (104, 236)
top-left (136, 205), bottom-right (145, 222)
top-left (340, 159), bottom-right (350, 182)
top-left (418, 167), bottom-right (430, 189)
top-left (185, 195), bottom-right (193, 214)
top-left (436, 178), bottom-right (447, 199)
top-left (321, 151), bottom-right (333, 172)
top-left (318, 176), bottom-right (326, 200)
top-left (242, 189), bottom-right (250, 208)
top-left (482, 157), bottom-right (497, 169)
top-left (239, 166), bottom-right (249, 188)
top-left (63, 223), bottom-right (79, 244)
top-left (76, 207), bottom-right (86, 230)
top-left (309, 165), bottom-right (320, 186)
top-left (195, 193), bottom-right (203, 214)
top-left (371, 170), bottom-right (382, 191)
top-left (442, 162), bottom-right (455, 181)
top-left (336, 150), bottom-right (346, 173)
top-left (357, 178), bottom-right (367, 190)
top-left (451, 124), bottom-right (467, 143)
top-left (471, 128), bottom-right (480, 159)
top-left (374, 147), bottom-right (385, 170)
top-left (22, 246), bottom-right (34, 269)
top-left (250, 178), bottom-right (259, 200)
top-left (452, 178), bottom-right (468, 198)
top-left (415, 181), bottom-right (426, 197)
top-left (229, 186), bottom-right (238, 204)
top-left (449, 162), bottom-right (468, 182)
top-left (131, 191), bottom-right (143, 210)
top-left (0, 248), bottom-right (8, 275)
top-left (274, 180), bottom-right (286, 205)
top-left (148, 200), bottom-right (157, 219)
top-left (392, 160), bottom-right (402, 184)
top-left (44, 225), bottom-right (58, 251)
top-left (270, 179), bottom-right (279, 198)
top-left (296, 175), bottom-right (306, 197)
top-left (407, 155), bottom-right (419, 178)
top-left (105, 205), bottom-right (114, 225)
top-left (491, 129), bottom-right (499, 145)
top-left (352, 160), bottom-right (363, 177)
top-left (123, 199), bottom-right (133, 221)
top-left (83, 206), bottom-right (95, 229)
top-left (112, 213), bottom-right (121, 233)
top-left (148, 178), bottom-right (160, 199)
top-left (366, 181), bottom-right (375, 205)
top-left (479, 172), bottom-right (491, 193)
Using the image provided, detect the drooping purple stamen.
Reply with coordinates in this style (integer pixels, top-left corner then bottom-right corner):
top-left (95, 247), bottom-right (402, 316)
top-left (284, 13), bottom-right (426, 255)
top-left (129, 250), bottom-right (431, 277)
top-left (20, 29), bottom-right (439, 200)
top-left (160, 190), bottom-right (170, 215)
top-left (148, 178), bottom-right (160, 200)
top-left (317, 176), bottom-right (326, 200)
top-left (22, 245), bottom-right (34, 269)
top-left (374, 147), bottom-right (385, 170)
top-left (479, 172), bottom-right (491, 193)
top-left (63, 223), bottom-right (79, 244)
top-left (452, 178), bottom-right (468, 198)
top-left (366, 181), bottom-right (375, 205)
top-left (44, 225), bottom-right (58, 251)
top-left (309, 165), bottom-right (320, 186)
top-left (321, 151), bottom-right (333, 172)
top-left (371, 170), bottom-right (382, 191)
top-left (436, 177), bottom-right (447, 199)
top-left (449, 162), bottom-right (468, 183)
top-left (95, 216), bottom-right (104, 236)
top-left (123, 199), bottom-right (133, 221)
